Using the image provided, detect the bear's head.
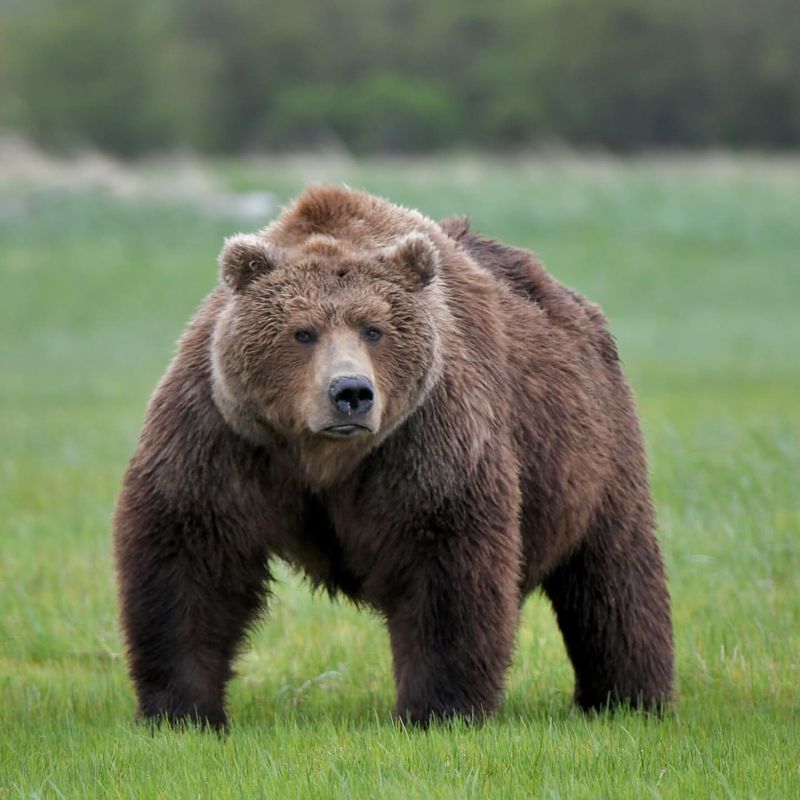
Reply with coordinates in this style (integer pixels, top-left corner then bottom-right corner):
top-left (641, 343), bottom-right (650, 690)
top-left (210, 188), bottom-right (447, 484)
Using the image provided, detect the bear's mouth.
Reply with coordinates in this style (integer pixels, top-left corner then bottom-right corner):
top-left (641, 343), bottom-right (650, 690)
top-left (321, 424), bottom-right (372, 439)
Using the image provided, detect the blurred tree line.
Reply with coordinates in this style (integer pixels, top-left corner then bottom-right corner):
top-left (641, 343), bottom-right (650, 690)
top-left (2, 0), bottom-right (799, 155)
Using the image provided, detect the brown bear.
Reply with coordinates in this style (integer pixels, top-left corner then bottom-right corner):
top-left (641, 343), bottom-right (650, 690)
top-left (113, 185), bottom-right (673, 729)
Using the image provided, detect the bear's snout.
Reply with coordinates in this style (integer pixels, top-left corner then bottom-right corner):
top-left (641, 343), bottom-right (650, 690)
top-left (329, 375), bottom-right (375, 417)
top-left (305, 329), bottom-right (382, 439)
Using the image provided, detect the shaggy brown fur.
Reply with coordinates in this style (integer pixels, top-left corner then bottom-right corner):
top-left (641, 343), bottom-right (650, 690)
top-left (114, 186), bottom-right (674, 729)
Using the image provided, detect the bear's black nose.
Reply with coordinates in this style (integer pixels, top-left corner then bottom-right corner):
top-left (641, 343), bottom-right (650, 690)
top-left (329, 376), bottom-right (374, 417)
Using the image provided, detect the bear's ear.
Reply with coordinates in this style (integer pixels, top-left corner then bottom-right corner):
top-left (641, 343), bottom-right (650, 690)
top-left (219, 234), bottom-right (285, 292)
top-left (380, 233), bottom-right (440, 290)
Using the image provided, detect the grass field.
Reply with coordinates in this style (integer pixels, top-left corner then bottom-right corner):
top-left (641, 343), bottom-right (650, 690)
top-left (1, 154), bottom-right (799, 798)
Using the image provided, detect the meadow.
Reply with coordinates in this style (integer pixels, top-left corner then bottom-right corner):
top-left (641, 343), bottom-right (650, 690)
top-left (1, 153), bottom-right (798, 798)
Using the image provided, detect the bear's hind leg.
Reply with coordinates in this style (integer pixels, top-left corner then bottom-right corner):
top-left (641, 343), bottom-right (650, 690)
top-left (543, 502), bottom-right (674, 712)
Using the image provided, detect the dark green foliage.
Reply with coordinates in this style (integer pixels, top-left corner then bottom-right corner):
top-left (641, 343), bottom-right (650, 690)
top-left (2, 0), bottom-right (799, 154)
top-left (265, 75), bottom-right (459, 152)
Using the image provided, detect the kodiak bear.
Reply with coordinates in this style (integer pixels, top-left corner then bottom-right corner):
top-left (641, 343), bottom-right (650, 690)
top-left (114, 186), bottom-right (673, 728)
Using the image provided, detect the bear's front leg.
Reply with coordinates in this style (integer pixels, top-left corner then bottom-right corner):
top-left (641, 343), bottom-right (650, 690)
top-left (385, 489), bottom-right (522, 726)
top-left (114, 476), bottom-right (271, 729)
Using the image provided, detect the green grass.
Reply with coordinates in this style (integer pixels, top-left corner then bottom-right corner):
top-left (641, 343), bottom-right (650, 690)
top-left (1, 155), bottom-right (799, 798)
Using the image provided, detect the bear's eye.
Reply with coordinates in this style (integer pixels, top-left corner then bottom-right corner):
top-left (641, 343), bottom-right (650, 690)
top-left (362, 325), bottom-right (383, 343)
top-left (294, 328), bottom-right (317, 344)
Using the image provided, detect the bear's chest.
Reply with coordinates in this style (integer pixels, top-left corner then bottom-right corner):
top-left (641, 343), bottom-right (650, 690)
top-left (287, 493), bottom-right (373, 601)
top-left (279, 469), bottom-right (417, 607)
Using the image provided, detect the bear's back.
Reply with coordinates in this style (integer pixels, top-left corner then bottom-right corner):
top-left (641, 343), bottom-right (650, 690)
top-left (440, 217), bottom-right (619, 367)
